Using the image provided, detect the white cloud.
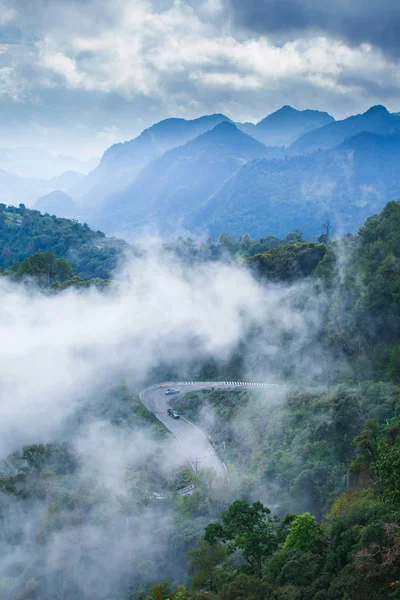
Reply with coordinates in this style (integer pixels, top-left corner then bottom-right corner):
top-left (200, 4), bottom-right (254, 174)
top-left (31, 4), bottom-right (399, 106)
top-left (0, 0), bottom-right (399, 110)
top-left (0, 248), bottom-right (325, 457)
top-left (0, 0), bottom-right (399, 154)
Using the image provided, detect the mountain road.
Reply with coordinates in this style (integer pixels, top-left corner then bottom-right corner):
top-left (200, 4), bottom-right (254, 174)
top-left (139, 380), bottom-right (285, 479)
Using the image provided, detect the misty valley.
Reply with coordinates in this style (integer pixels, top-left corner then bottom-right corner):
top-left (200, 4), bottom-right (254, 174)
top-left (5, 0), bottom-right (400, 595)
top-left (2, 77), bottom-right (400, 600)
top-left (1, 190), bottom-right (400, 600)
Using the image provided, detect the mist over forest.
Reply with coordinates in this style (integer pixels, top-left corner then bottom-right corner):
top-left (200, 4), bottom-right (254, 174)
top-left (1, 195), bottom-right (400, 599)
top-left (2, 1), bottom-right (400, 598)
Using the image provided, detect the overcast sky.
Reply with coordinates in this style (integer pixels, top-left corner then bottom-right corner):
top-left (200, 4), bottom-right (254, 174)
top-left (1, 0), bottom-right (400, 157)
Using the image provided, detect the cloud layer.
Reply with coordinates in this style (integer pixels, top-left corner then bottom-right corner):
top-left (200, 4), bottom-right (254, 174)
top-left (228, 0), bottom-right (400, 56)
top-left (0, 248), bottom-right (331, 598)
top-left (0, 0), bottom-right (399, 156)
top-left (0, 248), bottom-right (327, 456)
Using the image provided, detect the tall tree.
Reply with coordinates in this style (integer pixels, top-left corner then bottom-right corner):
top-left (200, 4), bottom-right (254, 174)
top-left (204, 500), bottom-right (280, 578)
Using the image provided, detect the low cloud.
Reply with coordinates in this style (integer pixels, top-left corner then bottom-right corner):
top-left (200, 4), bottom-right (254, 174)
top-left (0, 245), bottom-right (331, 456)
top-left (0, 244), bottom-right (336, 597)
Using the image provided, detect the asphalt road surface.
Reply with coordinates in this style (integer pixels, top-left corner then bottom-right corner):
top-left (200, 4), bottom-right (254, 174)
top-left (139, 380), bottom-right (285, 479)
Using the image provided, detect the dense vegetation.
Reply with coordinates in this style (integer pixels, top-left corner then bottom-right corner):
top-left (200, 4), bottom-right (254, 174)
top-left (163, 229), bottom-right (308, 265)
top-left (174, 381), bottom-right (398, 514)
top-left (0, 203), bottom-right (127, 279)
top-left (194, 129), bottom-right (400, 239)
top-left (2, 200), bottom-right (400, 599)
top-left (4, 248), bottom-right (111, 290)
top-left (0, 386), bottom-right (227, 599)
top-left (143, 385), bottom-right (400, 599)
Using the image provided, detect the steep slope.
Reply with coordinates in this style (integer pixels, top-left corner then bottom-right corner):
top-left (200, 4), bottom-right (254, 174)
top-left (73, 113), bottom-right (232, 209)
top-left (89, 122), bottom-right (272, 236)
top-left (187, 130), bottom-right (400, 239)
top-left (239, 105), bottom-right (334, 146)
top-left (291, 105), bottom-right (400, 154)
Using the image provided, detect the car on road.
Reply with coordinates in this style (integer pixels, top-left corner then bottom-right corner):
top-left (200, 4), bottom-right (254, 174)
top-left (165, 387), bottom-right (180, 395)
top-left (167, 408), bottom-right (180, 419)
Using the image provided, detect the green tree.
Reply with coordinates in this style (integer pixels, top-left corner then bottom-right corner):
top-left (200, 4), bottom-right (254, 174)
top-left (247, 242), bottom-right (327, 282)
top-left (375, 440), bottom-right (400, 501)
top-left (204, 500), bottom-right (280, 578)
top-left (219, 573), bottom-right (277, 600)
top-left (189, 540), bottom-right (227, 592)
top-left (350, 419), bottom-right (380, 479)
top-left (11, 249), bottom-right (74, 284)
top-left (283, 513), bottom-right (322, 553)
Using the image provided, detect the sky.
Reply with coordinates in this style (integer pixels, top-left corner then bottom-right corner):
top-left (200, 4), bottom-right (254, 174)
top-left (1, 0), bottom-right (400, 157)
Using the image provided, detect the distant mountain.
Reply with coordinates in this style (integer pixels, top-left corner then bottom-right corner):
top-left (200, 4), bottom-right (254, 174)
top-left (291, 105), bottom-right (400, 154)
top-left (0, 147), bottom-right (97, 179)
top-left (48, 170), bottom-right (83, 190)
top-left (34, 190), bottom-right (77, 218)
top-left (74, 114), bottom-right (232, 209)
top-left (186, 130), bottom-right (400, 239)
top-left (87, 121), bottom-right (273, 236)
top-left (239, 106), bottom-right (334, 146)
top-left (0, 166), bottom-right (83, 209)
top-left (0, 169), bottom-right (71, 207)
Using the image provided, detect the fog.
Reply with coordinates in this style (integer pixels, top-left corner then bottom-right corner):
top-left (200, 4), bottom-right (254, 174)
top-left (0, 247), bottom-right (332, 598)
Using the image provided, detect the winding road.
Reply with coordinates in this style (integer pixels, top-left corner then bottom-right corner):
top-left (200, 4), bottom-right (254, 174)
top-left (139, 380), bottom-right (285, 479)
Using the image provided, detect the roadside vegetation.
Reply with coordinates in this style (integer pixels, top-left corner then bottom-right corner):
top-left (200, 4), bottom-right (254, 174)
top-left (2, 200), bottom-right (400, 598)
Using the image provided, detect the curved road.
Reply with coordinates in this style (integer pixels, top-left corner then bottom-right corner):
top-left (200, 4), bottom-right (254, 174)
top-left (139, 380), bottom-right (285, 479)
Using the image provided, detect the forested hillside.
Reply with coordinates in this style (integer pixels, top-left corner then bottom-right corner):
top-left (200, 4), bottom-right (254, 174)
top-left (94, 122), bottom-right (275, 235)
top-left (162, 384), bottom-right (400, 599)
top-left (290, 104), bottom-right (400, 153)
top-left (83, 119), bottom-right (400, 240)
top-left (72, 114), bottom-right (232, 211)
top-left (190, 130), bottom-right (400, 238)
top-left (2, 201), bottom-right (400, 600)
top-left (138, 201), bottom-right (400, 600)
top-left (0, 203), bottom-right (127, 279)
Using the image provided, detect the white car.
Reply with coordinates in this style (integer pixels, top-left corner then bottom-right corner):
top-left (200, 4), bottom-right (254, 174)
top-left (165, 387), bottom-right (180, 395)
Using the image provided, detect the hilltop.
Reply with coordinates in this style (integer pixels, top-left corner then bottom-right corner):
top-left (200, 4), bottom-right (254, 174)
top-left (0, 204), bottom-right (127, 279)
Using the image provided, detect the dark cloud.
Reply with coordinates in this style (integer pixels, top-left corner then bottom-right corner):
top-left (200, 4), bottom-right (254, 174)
top-left (0, 0), bottom-right (400, 157)
top-left (228, 0), bottom-right (400, 55)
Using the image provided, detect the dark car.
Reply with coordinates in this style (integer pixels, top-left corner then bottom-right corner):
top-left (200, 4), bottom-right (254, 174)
top-left (167, 408), bottom-right (180, 419)
top-left (165, 387), bottom-right (180, 395)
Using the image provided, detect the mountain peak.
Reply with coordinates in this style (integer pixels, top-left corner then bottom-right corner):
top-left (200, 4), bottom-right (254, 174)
top-left (277, 105), bottom-right (297, 113)
top-left (197, 120), bottom-right (264, 145)
top-left (196, 121), bottom-right (242, 141)
top-left (211, 120), bottom-right (238, 132)
top-left (190, 120), bottom-right (269, 159)
top-left (364, 105), bottom-right (389, 116)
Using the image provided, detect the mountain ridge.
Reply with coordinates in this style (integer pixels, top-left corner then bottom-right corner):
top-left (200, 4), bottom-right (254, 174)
top-left (88, 121), bottom-right (273, 237)
top-left (239, 105), bottom-right (334, 146)
top-left (291, 104), bottom-right (400, 154)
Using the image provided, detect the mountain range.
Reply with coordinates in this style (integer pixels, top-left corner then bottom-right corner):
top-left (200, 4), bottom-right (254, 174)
top-left (239, 105), bottom-right (334, 146)
top-left (88, 121), bottom-right (276, 236)
top-left (6, 103), bottom-right (400, 240)
top-left (0, 147), bottom-right (98, 179)
top-left (70, 113), bottom-right (233, 210)
top-left (290, 105), bottom-right (400, 154)
top-left (0, 169), bottom-right (83, 207)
